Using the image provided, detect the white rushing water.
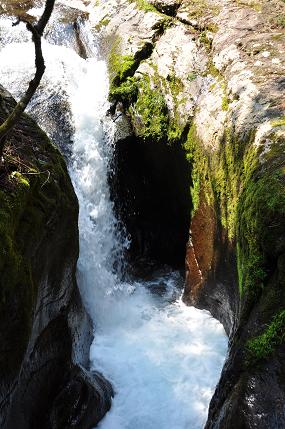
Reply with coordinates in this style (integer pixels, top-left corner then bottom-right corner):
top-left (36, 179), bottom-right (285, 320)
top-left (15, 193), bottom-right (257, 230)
top-left (0, 4), bottom-right (227, 428)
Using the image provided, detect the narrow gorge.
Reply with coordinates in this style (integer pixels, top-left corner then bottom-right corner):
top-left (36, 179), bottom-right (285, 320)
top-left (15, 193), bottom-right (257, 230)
top-left (0, 0), bottom-right (284, 428)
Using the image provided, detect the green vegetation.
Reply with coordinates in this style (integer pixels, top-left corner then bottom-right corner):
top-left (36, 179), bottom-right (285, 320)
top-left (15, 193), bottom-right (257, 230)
top-left (132, 75), bottom-right (169, 141)
top-left (221, 94), bottom-right (229, 111)
top-left (187, 72), bottom-right (197, 82)
top-left (272, 116), bottom-right (285, 127)
top-left (0, 178), bottom-right (30, 300)
top-left (165, 74), bottom-right (185, 142)
top-left (167, 74), bottom-right (184, 97)
top-left (237, 162), bottom-right (285, 294)
top-left (235, 0), bottom-right (262, 12)
top-left (10, 171), bottom-right (30, 187)
top-left (0, 128), bottom-right (72, 300)
top-left (95, 17), bottom-right (110, 31)
top-left (109, 52), bottom-right (136, 84)
top-left (271, 33), bottom-right (284, 41)
top-left (184, 121), bottom-right (285, 301)
top-left (275, 14), bottom-right (285, 28)
top-left (130, 68), bottom-right (190, 143)
top-left (109, 76), bottom-right (138, 104)
top-left (207, 22), bottom-right (219, 33)
top-left (109, 51), bottom-right (186, 142)
top-left (212, 131), bottom-right (285, 298)
top-left (247, 310), bottom-right (285, 363)
top-left (133, 0), bottom-right (158, 12)
top-left (199, 31), bottom-right (212, 50)
top-left (183, 125), bottom-right (213, 214)
top-left (167, 125), bottom-right (182, 142)
top-left (205, 61), bottom-right (221, 78)
top-left (107, 36), bottom-right (137, 91)
top-left (0, 178), bottom-right (35, 375)
top-left (129, 0), bottom-right (173, 18)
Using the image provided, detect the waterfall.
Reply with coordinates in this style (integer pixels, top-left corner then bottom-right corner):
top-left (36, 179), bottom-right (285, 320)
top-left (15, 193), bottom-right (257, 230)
top-left (0, 3), bottom-right (227, 428)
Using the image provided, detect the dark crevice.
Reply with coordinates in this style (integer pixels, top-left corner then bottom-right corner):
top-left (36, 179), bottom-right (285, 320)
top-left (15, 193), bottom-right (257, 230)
top-left (148, 0), bottom-right (181, 18)
top-left (109, 136), bottom-right (192, 272)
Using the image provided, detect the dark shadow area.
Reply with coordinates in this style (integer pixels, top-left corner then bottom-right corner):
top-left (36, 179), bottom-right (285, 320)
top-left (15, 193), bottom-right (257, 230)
top-left (109, 136), bottom-right (192, 270)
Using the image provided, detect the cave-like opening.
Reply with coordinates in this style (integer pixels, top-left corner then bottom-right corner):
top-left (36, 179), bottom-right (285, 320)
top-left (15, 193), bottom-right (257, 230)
top-left (109, 136), bottom-right (192, 270)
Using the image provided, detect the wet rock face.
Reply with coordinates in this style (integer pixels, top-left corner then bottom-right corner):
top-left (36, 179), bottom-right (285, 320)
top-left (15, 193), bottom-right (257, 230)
top-left (110, 136), bottom-right (191, 268)
top-left (183, 190), bottom-right (239, 336)
top-left (0, 88), bottom-right (112, 429)
top-left (206, 348), bottom-right (285, 429)
top-left (45, 4), bottom-right (91, 59)
top-left (50, 367), bottom-right (113, 429)
top-left (0, 2), bottom-right (91, 60)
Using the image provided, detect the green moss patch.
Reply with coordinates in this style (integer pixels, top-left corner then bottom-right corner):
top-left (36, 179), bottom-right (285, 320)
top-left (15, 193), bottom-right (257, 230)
top-left (107, 35), bottom-right (155, 98)
top-left (184, 121), bottom-right (285, 303)
top-left (109, 76), bottom-right (139, 104)
top-left (237, 164), bottom-right (285, 296)
top-left (183, 125), bottom-right (213, 215)
top-left (132, 74), bottom-right (169, 141)
top-left (108, 37), bottom-right (137, 88)
top-left (247, 310), bottom-right (285, 363)
top-left (125, 71), bottom-right (187, 143)
top-left (133, 0), bottom-right (158, 12)
top-left (95, 17), bottom-right (111, 31)
top-left (272, 116), bottom-right (285, 127)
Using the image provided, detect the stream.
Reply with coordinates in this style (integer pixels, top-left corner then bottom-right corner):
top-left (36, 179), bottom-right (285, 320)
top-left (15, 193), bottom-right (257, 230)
top-left (0, 2), bottom-right (227, 428)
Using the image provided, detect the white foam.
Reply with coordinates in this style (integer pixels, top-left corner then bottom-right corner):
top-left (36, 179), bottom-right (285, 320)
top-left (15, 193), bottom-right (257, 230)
top-left (92, 293), bottom-right (226, 429)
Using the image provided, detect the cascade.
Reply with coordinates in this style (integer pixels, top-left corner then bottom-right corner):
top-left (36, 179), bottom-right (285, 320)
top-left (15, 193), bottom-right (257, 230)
top-left (0, 3), bottom-right (227, 427)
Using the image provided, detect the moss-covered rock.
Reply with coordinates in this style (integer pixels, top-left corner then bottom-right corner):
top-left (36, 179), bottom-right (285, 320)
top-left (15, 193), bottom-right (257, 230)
top-left (0, 87), bottom-right (112, 429)
top-left (0, 86), bottom-right (77, 382)
top-left (184, 121), bottom-right (285, 429)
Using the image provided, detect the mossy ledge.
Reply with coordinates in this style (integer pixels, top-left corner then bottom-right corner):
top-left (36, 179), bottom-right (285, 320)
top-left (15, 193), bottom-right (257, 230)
top-left (109, 68), bottom-right (186, 144)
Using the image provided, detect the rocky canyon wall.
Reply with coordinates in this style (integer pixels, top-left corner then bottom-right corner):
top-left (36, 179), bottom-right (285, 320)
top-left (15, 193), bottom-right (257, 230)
top-left (91, 0), bottom-right (285, 426)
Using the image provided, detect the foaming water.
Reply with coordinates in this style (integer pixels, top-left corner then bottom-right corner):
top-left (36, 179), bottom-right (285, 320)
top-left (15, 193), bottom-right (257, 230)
top-left (92, 290), bottom-right (226, 429)
top-left (0, 4), bottom-right (227, 428)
